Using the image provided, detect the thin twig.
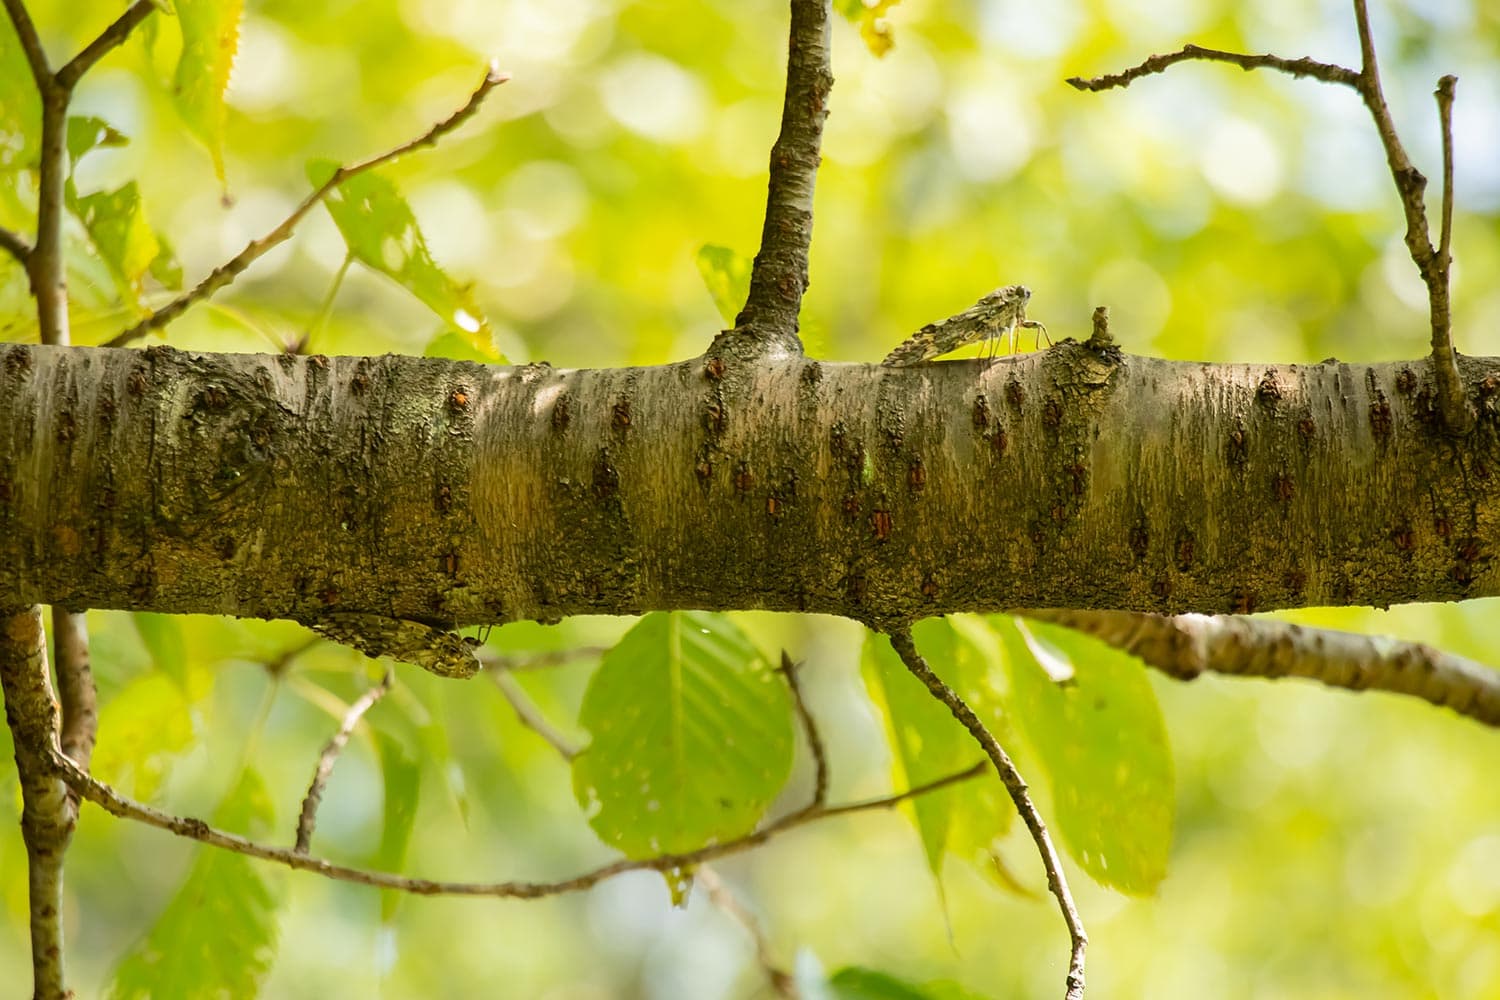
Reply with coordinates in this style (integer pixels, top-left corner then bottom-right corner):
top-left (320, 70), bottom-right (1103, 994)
top-left (490, 668), bottom-right (580, 760)
top-left (699, 866), bottom-right (797, 998)
top-left (1066, 44), bottom-right (1359, 91)
top-left (1022, 609), bottom-right (1500, 727)
top-left (104, 64), bottom-right (510, 348)
top-left (56, 0), bottom-right (156, 89)
top-left (49, 739), bottom-right (984, 898)
top-left (887, 628), bottom-right (1086, 1000)
top-left (295, 669), bottom-right (394, 853)
top-left (1, 0), bottom-right (50, 84)
top-left (0, 227), bottom-right (30, 264)
top-left (730, 0), bottom-right (832, 350)
top-left (52, 610), bottom-right (96, 769)
top-left (778, 651), bottom-right (827, 809)
top-left (1435, 75), bottom-right (1456, 272)
top-left (478, 646), bottom-right (609, 672)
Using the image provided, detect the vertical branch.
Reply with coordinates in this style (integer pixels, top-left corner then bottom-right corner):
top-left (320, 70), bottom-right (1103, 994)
top-left (52, 611), bottom-right (95, 767)
top-left (887, 628), bottom-right (1086, 1000)
top-left (1, 607), bottom-right (75, 1000)
top-left (1434, 75), bottom-right (1456, 271)
top-left (729, 0), bottom-right (832, 354)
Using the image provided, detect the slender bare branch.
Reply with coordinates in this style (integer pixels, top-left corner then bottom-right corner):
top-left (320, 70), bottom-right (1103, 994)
top-left (1066, 43), bottom-right (1360, 92)
top-left (490, 668), bottom-right (580, 760)
top-left (1023, 609), bottom-right (1500, 727)
top-left (52, 610), bottom-right (95, 768)
top-left (1, 606), bottom-right (76, 1000)
top-left (0, 227), bottom-right (31, 264)
top-left (699, 866), bottom-right (797, 998)
top-left (1, 0), bottom-right (50, 85)
top-left (1435, 75), bottom-right (1456, 271)
top-left (49, 739), bottom-right (985, 898)
top-left (104, 64), bottom-right (510, 348)
top-left (478, 646), bottom-right (609, 672)
top-left (56, 0), bottom-right (156, 89)
top-left (729, 0), bottom-right (832, 352)
top-left (778, 651), bottom-right (828, 810)
top-left (295, 669), bottom-right (393, 853)
top-left (887, 627), bottom-right (1086, 1000)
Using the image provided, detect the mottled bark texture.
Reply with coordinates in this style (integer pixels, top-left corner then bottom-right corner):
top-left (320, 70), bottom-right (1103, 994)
top-left (1, 342), bottom-right (1497, 630)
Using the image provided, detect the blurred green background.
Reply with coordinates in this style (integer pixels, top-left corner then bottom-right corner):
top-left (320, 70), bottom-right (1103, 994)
top-left (3, 0), bottom-right (1499, 996)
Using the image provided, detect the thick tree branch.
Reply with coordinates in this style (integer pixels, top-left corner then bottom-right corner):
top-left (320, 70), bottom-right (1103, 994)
top-left (1, 607), bottom-right (75, 1000)
top-left (724, 0), bottom-right (831, 356)
top-left (1068, 1), bottom-right (1472, 434)
top-left (887, 628), bottom-right (1085, 1000)
top-left (1025, 610), bottom-right (1500, 727)
top-left (47, 740), bottom-right (984, 898)
top-left (295, 669), bottom-right (392, 853)
top-left (104, 65), bottom-right (510, 348)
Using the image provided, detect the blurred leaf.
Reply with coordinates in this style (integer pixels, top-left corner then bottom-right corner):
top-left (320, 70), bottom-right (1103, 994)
top-left (109, 770), bottom-right (279, 1000)
top-left (995, 617), bottom-right (1174, 895)
top-left (572, 611), bottom-right (794, 858)
top-left (834, 0), bottom-right (902, 56)
top-left (827, 967), bottom-right (991, 1000)
top-left (75, 182), bottom-right (174, 306)
top-left (695, 244), bottom-right (752, 325)
top-left (93, 673), bottom-right (195, 800)
top-left (374, 732), bottom-right (421, 922)
top-left (425, 329), bottom-right (506, 364)
top-left (66, 116), bottom-right (129, 168)
top-left (132, 612), bottom-right (191, 691)
top-left (308, 159), bottom-right (499, 361)
top-left (0, 16), bottom-right (40, 170)
top-left (172, 0), bottom-right (243, 185)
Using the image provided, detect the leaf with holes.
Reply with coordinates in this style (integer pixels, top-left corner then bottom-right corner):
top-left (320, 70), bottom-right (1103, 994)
top-left (995, 616), bottom-right (1174, 895)
top-left (572, 612), bottom-right (793, 858)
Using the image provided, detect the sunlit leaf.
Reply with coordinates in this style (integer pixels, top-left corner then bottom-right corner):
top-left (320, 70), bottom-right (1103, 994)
top-left (572, 611), bottom-right (794, 858)
top-left (75, 183), bottom-right (168, 306)
top-left (827, 966), bottom-right (992, 1000)
top-left (0, 16), bottom-right (40, 169)
top-left (695, 244), bottom-right (752, 325)
top-left (92, 673), bottom-right (195, 800)
top-left (66, 116), bottom-right (129, 168)
top-left (834, 0), bottom-right (903, 56)
top-left (108, 770), bottom-right (279, 1000)
top-left (373, 732), bottom-right (421, 922)
top-left (172, 0), bottom-right (243, 184)
top-left (995, 617), bottom-right (1174, 895)
top-left (309, 159), bottom-right (499, 360)
top-left (425, 329), bottom-right (506, 364)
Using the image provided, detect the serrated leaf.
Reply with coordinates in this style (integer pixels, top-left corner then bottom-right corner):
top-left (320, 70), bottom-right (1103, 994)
top-left (995, 617), bottom-right (1174, 895)
top-left (695, 244), bottom-right (752, 324)
top-left (308, 159), bottom-right (498, 360)
top-left (93, 673), bottom-right (195, 800)
top-left (173, 0), bottom-right (242, 185)
top-left (109, 770), bottom-right (279, 1000)
top-left (373, 732), bottom-right (421, 922)
top-left (572, 612), bottom-right (794, 858)
top-left (0, 16), bottom-right (40, 169)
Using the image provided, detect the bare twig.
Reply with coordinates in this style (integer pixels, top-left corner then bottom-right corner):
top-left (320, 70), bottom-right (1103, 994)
top-left (1, 606), bottom-right (76, 1000)
top-left (478, 646), bottom-right (609, 672)
top-left (729, 0), bottom-right (832, 351)
top-left (1023, 609), bottom-right (1500, 727)
top-left (1435, 75), bottom-right (1456, 272)
top-left (778, 651), bottom-right (828, 810)
top-left (0, 227), bottom-right (30, 264)
top-left (1066, 44), bottom-right (1359, 91)
top-left (699, 866), bottom-right (797, 998)
top-left (295, 669), bottom-right (393, 853)
top-left (490, 668), bottom-right (581, 760)
top-left (104, 64), bottom-right (511, 348)
top-left (52, 610), bottom-right (96, 768)
top-left (887, 628), bottom-right (1086, 1000)
top-left (55, 0), bottom-right (156, 89)
top-left (49, 740), bottom-right (985, 898)
top-left (1087, 305), bottom-right (1112, 349)
top-left (1, 0), bottom-right (50, 84)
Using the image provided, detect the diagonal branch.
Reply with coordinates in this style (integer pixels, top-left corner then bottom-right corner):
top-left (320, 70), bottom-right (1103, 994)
top-left (1, 0), bottom-right (50, 85)
top-left (1066, 44), bottom-right (1359, 91)
top-left (489, 668), bottom-right (581, 760)
top-left (727, 0), bottom-right (832, 354)
top-left (1023, 609), bottom-right (1500, 727)
top-left (887, 627), bottom-right (1086, 1000)
top-left (0, 227), bottom-right (31, 265)
top-left (56, 0), bottom-right (156, 89)
top-left (699, 866), bottom-right (797, 998)
top-left (295, 669), bottom-right (393, 853)
top-left (778, 650), bottom-right (828, 810)
top-left (104, 64), bottom-right (510, 348)
top-left (48, 739), bottom-right (985, 898)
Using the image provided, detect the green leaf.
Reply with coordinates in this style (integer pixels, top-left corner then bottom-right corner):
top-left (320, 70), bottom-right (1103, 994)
top-left (66, 116), bottom-right (129, 168)
top-left (572, 612), bottom-right (794, 858)
top-left (172, 0), bottom-right (243, 184)
top-left (373, 732), bottom-right (421, 921)
top-left (92, 673), bottom-right (195, 800)
top-left (995, 617), bottom-right (1174, 895)
top-left (0, 16), bottom-right (40, 169)
top-left (308, 159), bottom-right (499, 360)
top-left (109, 770), bottom-right (279, 1000)
top-left (827, 967), bottom-right (992, 1000)
top-left (695, 244), bottom-right (752, 325)
top-left (75, 183), bottom-right (167, 305)
top-left (424, 329), bottom-right (507, 364)
top-left (132, 612), bottom-right (190, 690)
